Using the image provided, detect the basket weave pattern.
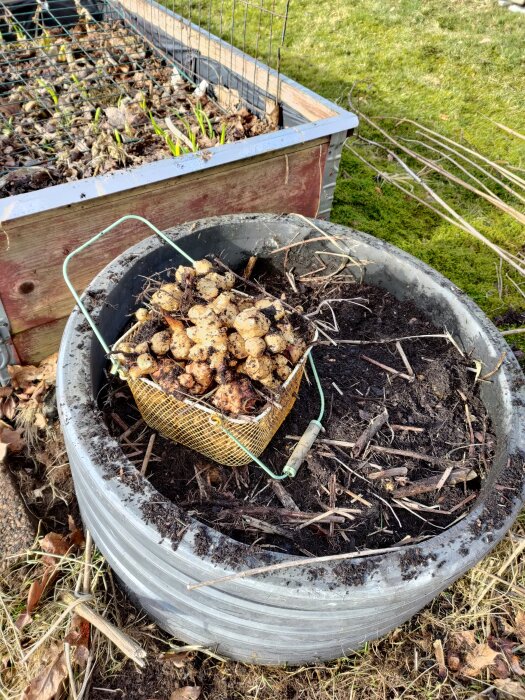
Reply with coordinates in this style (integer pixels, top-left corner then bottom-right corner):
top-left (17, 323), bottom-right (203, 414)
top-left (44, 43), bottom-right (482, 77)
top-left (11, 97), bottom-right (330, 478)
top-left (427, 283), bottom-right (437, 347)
top-left (128, 366), bottom-right (304, 466)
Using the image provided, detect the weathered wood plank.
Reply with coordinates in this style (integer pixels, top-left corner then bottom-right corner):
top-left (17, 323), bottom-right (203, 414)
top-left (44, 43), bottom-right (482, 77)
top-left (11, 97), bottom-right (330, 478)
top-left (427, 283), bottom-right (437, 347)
top-left (119, 0), bottom-right (335, 122)
top-left (4, 141), bottom-right (328, 361)
top-left (11, 317), bottom-right (68, 364)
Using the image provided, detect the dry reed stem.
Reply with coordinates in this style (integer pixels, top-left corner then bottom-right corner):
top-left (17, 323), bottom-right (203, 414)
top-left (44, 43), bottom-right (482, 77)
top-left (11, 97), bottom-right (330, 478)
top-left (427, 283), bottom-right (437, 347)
top-left (347, 135), bottom-right (525, 278)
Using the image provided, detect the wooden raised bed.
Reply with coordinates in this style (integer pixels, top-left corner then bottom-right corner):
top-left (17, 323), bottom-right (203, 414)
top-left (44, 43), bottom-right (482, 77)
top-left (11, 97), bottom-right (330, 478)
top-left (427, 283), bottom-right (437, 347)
top-left (0, 0), bottom-right (357, 367)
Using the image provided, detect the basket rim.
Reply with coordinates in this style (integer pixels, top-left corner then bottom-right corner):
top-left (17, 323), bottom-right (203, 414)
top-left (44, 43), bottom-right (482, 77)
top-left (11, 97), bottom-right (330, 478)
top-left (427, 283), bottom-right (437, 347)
top-left (114, 321), bottom-right (318, 425)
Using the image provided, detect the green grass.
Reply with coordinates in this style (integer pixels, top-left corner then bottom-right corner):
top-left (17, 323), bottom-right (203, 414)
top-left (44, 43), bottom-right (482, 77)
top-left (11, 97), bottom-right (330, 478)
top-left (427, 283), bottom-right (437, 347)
top-left (273, 0), bottom-right (525, 345)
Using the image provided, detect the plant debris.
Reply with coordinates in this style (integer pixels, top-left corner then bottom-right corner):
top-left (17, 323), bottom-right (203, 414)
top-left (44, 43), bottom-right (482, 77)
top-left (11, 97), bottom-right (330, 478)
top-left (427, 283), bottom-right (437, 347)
top-left (0, 16), bottom-right (275, 198)
top-left (102, 252), bottom-right (497, 559)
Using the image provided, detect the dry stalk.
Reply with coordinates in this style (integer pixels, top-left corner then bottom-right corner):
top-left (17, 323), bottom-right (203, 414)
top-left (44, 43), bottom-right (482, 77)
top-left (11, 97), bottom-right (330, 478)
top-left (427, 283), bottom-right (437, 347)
top-left (356, 125), bottom-right (525, 226)
top-left (187, 544), bottom-right (404, 590)
top-left (391, 117), bottom-right (525, 191)
top-left (346, 138), bottom-right (525, 278)
top-left (414, 131), bottom-right (525, 205)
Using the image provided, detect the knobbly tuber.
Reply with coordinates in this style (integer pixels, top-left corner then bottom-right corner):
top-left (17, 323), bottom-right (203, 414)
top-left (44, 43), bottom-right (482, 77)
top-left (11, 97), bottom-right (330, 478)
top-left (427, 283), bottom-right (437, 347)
top-left (151, 359), bottom-right (180, 394)
top-left (150, 330), bottom-right (171, 355)
top-left (135, 308), bottom-right (150, 322)
top-left (234, 308), bottom-right (271, 339)
top-left (116, 258), bottom-right (311, 416)
top-left (170, 329), bottom-right (193, 360)
top-left (212, 379), bottom-right (258, 415)
top-left (175, 265), bottom-right (196, 285)
top-left (150, 283), bottom-right (183, 312)
top-left (265, 333), bottom-right (287, 354)
top-left (245, 337), bottom-right (266, 357)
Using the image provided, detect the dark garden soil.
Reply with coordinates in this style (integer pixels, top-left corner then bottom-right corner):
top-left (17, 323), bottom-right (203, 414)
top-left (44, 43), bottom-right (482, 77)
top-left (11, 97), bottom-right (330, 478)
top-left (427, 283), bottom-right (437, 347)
top-left (0, 15), bottom-right (275, 198)
top-left (101, 258), bottom-right (496, 559)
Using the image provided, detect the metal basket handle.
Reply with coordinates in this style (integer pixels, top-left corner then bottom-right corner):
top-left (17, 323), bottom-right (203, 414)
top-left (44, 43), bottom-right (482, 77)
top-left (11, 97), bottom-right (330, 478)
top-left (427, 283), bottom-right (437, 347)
top-left (62, 214), bottom-right (195, 369)
top-left (215, 351), bottom-right (325, 479)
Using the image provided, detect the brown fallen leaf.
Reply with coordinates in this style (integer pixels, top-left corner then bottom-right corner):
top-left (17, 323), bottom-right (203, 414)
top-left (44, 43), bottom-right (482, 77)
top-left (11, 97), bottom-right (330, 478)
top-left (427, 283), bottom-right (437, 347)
top-left (494, 636), bottom-right (525, 677)
top-left (65, 613), bottom-right (90, 668)
top-left (170, 687), bottom-right (201, 700)
top-left (447, 653), bottom-right (461, 672)
top-left (7, 364), bottom-right (42, 389)
top-left (0, 426), bottom-right (25, 454)
top-left (433, 639), bottom-right (447, 680)
top-left (0, 395), bottom-right (16, 421)
top-left (515, 611), bottom-right (525, 646)
top-left (462, 643), bottom-right (500, 677)
top-left (159, 651), bottom-right (194, 667)
top-left (493, 679), bottom-right (525, 699)
top-left (68, 515), bottom-right (85, 547)
top-left (40, 532), bottom-right (71, 558)
top-left (454, 630), bottom-right (477, 649)
top-left (16, 532), bottom-right (74, 627)
top-left (21, 645), bottom-right (68, 700)
top-left (491, 655), bottom-right (511, 680)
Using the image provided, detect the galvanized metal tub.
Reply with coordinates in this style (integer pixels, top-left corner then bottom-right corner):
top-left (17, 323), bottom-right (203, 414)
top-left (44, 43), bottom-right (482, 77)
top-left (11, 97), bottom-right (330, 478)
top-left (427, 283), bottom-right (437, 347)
top-left (57, 213), bottom-right (525, 665)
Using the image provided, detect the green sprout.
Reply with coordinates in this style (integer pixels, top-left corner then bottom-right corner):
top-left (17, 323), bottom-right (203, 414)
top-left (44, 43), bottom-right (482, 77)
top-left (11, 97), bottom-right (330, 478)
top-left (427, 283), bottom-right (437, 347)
top-left (165, 135), bottom-right (181, 157)
top-left (2, 117), bottom-right (14, 136)
top-left (219, 123), bottom-right (227, 146)
top-left (193, 102), bottom-right (214, 139)
top-left (70, 73), bottom-right (89, 99)
top-left (93, 107), bottom-right (102, 126)
top-left (114, 129), bottom-right (122, 145)
top-left (36, 78), bottom-right (59, 106)
top-left (148, 111), bottom-right (165, 137)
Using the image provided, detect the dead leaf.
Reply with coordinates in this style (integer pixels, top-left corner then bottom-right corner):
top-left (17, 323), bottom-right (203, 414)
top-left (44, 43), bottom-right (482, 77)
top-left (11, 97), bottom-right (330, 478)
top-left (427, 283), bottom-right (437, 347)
top-left (0, 387), bottom-right (13, 398)
top-left (170, 687), bottom-right (201, 700)
top-left (433, 639), bottom-right (447, 680)
top-left (447, 653), bottom-right (461, 672)
top-left (16, 532), bottom-right (73, 625)
top-left (40, 532), bottom-right (71, 557)
top-left (65, 613), bottom-right (90, 668)
top-left (515, 612), bottom-right (525, 645)
top-left (15, 611), bottom-right (33, 630)
top-left (68, 515), bottom-right (85, 547)
top-left (454, 630), bottom-right (477, 649)
top-left (21, 646), bottom-right (68, 700)
top-left (462, 643), bottom-right (500, 677)
top-left (159, 651), bottom-right (193, 668)
top-left (26, 579), bottom-right (46, 615)
top-left (0, 426), bottom-right (24, 453)
top-left (491, 655), bottom-right (511, 679)
top-left (214, 85), bottom-right (240, 111)
top-left (0, 395), bottom-right (16, 420)
top-left (39, 352), bottom-right (58, 384)
top-left (7, 364), bottom-right (42, 388)
top-left (0, 443), bottom-right (7, 463)
top-left (493, 679), bottom-right (525, 699)
top-left (508, 655), bottom-right (525, 677)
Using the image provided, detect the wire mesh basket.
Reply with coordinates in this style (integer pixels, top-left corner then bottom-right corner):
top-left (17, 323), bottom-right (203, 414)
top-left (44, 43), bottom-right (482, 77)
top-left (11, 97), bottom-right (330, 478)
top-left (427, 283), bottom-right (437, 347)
top-left (116, 322), bottom-right (311, 467)
top-left (64, 215), bottom-right (324, 477)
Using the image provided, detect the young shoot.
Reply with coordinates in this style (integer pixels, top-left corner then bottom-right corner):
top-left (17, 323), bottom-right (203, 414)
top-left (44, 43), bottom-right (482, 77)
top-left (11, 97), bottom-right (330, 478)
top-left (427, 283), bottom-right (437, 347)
top-left (148, 111), bottom-right (165, 138)
top-left (2, 116), bottom-right (14, 136)
top-left (165, 135), bottom-right (181, 157)
top-left (70, 73), bottom-right (88, 99)
top-left (36, 78), bottom-right (58, 106)
top-left (193, 102), bottom-right (214, 139)
top-left (219, 123), bottom-right (227, 146)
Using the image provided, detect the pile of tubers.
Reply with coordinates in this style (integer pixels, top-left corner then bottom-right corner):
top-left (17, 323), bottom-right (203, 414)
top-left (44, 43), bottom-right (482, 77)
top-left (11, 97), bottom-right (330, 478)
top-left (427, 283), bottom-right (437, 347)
top-left (115, 259), bottom-right (309, 417)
